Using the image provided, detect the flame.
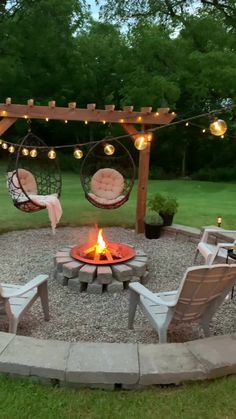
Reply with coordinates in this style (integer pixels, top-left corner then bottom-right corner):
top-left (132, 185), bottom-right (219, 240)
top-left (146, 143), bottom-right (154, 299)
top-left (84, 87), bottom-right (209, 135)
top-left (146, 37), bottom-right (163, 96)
top-left (95, 228), bottom-right (107, 255)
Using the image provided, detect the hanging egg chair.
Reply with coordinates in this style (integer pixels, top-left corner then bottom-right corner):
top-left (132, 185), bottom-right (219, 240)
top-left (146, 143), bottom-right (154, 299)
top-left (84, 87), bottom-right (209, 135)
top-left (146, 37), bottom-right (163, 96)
top-left (7, 132), bottom-right (62, 212)
top-left (80, 138), bottom-right (135, 209)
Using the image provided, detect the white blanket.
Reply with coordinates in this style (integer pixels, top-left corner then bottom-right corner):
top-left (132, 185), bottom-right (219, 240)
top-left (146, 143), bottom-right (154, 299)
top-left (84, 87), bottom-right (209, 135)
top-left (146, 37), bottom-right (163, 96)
top-left (29, 194), bottom-right (62, 234)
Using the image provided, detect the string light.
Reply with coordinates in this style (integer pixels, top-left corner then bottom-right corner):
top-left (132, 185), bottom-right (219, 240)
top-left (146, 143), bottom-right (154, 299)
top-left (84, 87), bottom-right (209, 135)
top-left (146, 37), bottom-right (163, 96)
top-left (65, 120), bottom-right (68, 124)
top-left (220, 135), bottom-right (225, 139)
top-left (134, 135), bottom-right (148, 151)
top-left (45, 117), bottom-right (49, 122)
top-left (8, 145), bottom-right (15, 153)
top-left (202, 128), bottom-right (206, 133)
top-left (2, 142), bottom-right (8, 150)
top-left (210, 119), bottom-right (227, 136)
top-left (85, 120), bottom-right (88, 125)
top-left (48, 148), bottom-right (56, 159)
top-left (102, 120), bottom-right (106, 124)
top-left (0, 139), bottom-right (3, 145)
top-left (185, 122), bottom-right (189, 126)
top-left (73, 148), bottom-right (83, 159)
top-left (22, 147), bottom-right (29, 156)
top-left (137, 116), bottom-right (142, 122)
top-left (147, 133), bottom-right (153, 142)
top-left (155, 112), bottom-right (159, 116)
top-left (24, 115), bottom-right (28, 119)
top-left (104, 143), bottom-right (115, 155)
top-left (30, 148), bottom-right (38, 158)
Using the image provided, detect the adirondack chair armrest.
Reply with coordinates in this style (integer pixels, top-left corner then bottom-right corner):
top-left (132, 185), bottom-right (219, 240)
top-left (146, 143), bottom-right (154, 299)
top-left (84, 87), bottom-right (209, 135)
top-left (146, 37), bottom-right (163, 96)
top-left (129, 282), bottom-right (176, 307)
top-left (1, 274), bottom-right (49, 298)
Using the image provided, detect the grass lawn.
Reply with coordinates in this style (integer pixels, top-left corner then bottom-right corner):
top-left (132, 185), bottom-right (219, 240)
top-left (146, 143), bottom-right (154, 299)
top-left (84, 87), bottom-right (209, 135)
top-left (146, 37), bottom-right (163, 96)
top-left (0, 374), bottom-right (235, 419)
top-left (1, 170), bottom-right (236, 232)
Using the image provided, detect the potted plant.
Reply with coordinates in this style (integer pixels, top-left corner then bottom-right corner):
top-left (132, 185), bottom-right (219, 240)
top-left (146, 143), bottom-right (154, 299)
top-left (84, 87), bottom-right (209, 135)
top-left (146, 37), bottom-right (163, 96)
top-left (143, 211), bottom-right (163, 239)
top-left (148, 193), bottom-right (178, 226)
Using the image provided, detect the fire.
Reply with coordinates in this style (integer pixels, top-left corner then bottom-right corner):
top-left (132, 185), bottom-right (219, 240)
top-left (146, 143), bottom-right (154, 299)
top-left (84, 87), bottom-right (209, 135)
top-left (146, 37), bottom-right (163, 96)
top-left (95, 228), bottom-right (107, 255)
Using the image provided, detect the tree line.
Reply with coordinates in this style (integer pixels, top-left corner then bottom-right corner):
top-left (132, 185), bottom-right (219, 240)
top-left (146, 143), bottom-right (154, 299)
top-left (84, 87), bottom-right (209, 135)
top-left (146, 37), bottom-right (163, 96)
top-left (0, 0), bottom-right (236, 180)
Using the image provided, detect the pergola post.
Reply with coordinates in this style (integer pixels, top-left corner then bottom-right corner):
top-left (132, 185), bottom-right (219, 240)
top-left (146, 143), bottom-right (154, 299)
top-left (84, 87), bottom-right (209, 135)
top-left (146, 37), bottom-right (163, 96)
top-left (135, 141), bottom-right (151, 233)
top-left (123, 123), bottom-right (151, 234)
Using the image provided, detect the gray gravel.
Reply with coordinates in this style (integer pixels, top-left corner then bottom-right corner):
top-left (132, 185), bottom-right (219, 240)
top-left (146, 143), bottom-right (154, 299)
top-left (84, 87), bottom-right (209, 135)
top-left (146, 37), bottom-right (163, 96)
top-left (0, 227), bottom-right (235, 343)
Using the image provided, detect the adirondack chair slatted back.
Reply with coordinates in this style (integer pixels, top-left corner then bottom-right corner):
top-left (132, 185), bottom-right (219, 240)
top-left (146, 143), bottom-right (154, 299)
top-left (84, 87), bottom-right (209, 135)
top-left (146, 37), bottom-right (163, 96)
top-left (171, 265), bottom-right (236, 324)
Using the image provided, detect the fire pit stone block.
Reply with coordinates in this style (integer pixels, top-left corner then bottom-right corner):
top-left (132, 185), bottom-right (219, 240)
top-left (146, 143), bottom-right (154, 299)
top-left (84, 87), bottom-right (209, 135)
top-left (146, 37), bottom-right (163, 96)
top-left (126, 260), bottom-right (147, 277)
top-left (111, 264), bottom-right (133, 282)
top-left (97, 266), bottom-right (113, 284)
top-left (63, 261), bottom-right (84, 279)
top-left (55, 257), bottom-right (74, 272)
top-left (79, 265), bottom-right (97, 284)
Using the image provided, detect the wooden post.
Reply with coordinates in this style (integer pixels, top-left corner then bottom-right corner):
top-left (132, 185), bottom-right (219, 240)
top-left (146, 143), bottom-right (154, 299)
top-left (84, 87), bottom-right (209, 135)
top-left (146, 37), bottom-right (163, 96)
top-left (123, 123), bottom-right (151, 234)
top-left (136, 141), bottom-right (151, 233)
top-left (0, 117), bottom-right (17, 135)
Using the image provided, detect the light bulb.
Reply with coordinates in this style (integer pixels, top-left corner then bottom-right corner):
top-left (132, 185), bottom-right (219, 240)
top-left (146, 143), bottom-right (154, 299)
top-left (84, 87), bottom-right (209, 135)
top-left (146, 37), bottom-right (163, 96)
top-left (0, 139), bottom-right (3, 145)
top-left (45, 117), bottom-right (49, 122)
top-left (185, 122), bottom-right (189, 126)
top-left (85, 120), bottom-right (88, 125)
top-left (2, 142), bottom-right (8, 150)
top-left (104, 143), bottom-right (115, 155)
top-left (73, 148), bottom-right (83, 159)
top-left (147, 133), bottom-right (153, 142)
top-left (134, 136), bottom-right (148, 151)
top-left (22, 147), bottom-right (29, 156)
top-left (65, 120), bottom-right (68, 124)
top-left (30, 148), bottom-right (38, 158)
top-left (48, 149), bottom-right (56, 159)
top-left (210, 119), bottom-right (227, 136)
top-left (8, 145), bottom-right (15, 153)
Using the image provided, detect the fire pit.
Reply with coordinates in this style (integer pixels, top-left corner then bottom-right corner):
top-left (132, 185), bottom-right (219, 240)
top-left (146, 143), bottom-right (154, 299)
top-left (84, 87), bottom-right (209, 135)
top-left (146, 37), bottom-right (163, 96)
top-left (71, 228), bottom-right (135, 264)
top-left (54, 227), bottom-right (149, 294)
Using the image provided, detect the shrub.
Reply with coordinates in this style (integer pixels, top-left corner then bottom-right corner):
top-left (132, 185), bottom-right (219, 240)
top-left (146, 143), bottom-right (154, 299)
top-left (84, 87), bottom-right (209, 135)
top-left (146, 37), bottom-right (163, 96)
top-left (144, 211), bottom-right (164, 225)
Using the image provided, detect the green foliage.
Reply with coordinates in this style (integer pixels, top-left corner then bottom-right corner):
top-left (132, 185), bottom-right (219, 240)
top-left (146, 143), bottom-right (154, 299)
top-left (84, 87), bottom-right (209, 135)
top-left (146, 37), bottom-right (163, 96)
top-left (148, 193), bottom-right (179, 215)
top-left (144, 211), bottom-right (163, 226)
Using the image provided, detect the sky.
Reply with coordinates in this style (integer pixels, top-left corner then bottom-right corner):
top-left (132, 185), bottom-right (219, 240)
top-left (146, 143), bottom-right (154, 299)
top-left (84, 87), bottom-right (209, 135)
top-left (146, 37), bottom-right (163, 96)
top-left (87, 0), bottom-right (101, 20)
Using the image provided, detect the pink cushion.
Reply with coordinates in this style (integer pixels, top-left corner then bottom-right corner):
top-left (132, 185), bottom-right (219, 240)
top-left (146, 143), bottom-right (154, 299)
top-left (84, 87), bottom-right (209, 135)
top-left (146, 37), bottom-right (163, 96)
top-left (91, 168), bottom-right (124, 200)
top-left (88, 193), bottom-right (125, 205)
top-left (9, 169), bottom-right (38, 195)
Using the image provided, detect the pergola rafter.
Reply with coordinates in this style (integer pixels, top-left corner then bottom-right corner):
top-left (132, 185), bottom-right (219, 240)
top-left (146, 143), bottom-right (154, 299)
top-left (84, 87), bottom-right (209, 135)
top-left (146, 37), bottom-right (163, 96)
top-left (0, 100), bottom-right (176, 233)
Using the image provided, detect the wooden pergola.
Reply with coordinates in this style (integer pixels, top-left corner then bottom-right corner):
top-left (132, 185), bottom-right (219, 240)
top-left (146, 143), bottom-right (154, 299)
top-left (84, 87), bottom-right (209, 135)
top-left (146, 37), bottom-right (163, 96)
top-left (0, 99), bottom-right (176, 233)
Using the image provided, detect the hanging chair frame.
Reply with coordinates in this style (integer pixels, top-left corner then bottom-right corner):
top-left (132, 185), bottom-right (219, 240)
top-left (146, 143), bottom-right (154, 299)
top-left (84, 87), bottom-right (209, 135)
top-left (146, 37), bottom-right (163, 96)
top-left (80, 138), bottom-right (136, 209)
top-left (7, 132), bottom-right (62, 213)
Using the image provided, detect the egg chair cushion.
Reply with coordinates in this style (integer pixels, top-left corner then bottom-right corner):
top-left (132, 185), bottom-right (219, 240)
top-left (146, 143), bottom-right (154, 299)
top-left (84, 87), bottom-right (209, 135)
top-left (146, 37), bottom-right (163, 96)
top-left (7, 169), bottom-right (37, 202)
top-left (88, 192), bottom-right (125, 205)
top-left (91, 168), bottom-right (124, 200)
top-left (17, 169), bottom-right (38, 194)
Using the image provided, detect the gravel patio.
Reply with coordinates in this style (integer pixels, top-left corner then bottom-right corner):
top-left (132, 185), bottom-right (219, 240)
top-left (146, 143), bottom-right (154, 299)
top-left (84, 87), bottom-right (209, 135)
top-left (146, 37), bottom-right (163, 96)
top-left (0, 227), bottom-right (235, 343)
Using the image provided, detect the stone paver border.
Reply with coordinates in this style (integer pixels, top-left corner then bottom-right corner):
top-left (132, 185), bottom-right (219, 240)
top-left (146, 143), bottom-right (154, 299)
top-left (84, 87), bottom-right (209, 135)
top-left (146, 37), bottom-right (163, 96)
top-left (1, 225), bottom-right (235, 389)
top-left (0, 332), bottom-right (235, 388)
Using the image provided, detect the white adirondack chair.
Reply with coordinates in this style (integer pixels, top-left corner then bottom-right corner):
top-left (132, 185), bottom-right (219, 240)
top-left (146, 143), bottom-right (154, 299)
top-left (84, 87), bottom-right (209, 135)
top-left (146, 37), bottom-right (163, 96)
top-left (194, 228), bottom-right (236, 265)
top-left (128, 264), bottom-right (236, 343)
top-left (0, 274), bottom-right (49, 334)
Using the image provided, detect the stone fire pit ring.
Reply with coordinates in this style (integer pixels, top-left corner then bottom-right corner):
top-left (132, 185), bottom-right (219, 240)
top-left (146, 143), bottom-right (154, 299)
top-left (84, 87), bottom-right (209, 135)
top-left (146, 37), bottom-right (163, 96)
top-left (54, 246), bottom-right (149, 294)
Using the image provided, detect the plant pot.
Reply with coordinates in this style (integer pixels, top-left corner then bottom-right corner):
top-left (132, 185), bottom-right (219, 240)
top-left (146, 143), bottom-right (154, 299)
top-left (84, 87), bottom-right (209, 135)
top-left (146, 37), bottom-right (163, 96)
top-left (144, 222), bottom-right (162, 239)
top-left (159, 213), bottom-right (174, 226)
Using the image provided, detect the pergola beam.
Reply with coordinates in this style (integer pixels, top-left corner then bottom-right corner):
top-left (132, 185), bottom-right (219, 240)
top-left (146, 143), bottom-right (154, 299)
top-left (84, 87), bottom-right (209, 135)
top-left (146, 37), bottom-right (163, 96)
top-left (0, 117), bottom-right (17, 135)
top-left (0, 103), bottom-right (175, 125)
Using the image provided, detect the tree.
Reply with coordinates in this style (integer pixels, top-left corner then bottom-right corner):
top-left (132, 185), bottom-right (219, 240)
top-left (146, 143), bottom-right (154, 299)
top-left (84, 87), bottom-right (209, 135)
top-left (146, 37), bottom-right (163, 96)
top-left (97, 0), bottom-right (236, 30)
